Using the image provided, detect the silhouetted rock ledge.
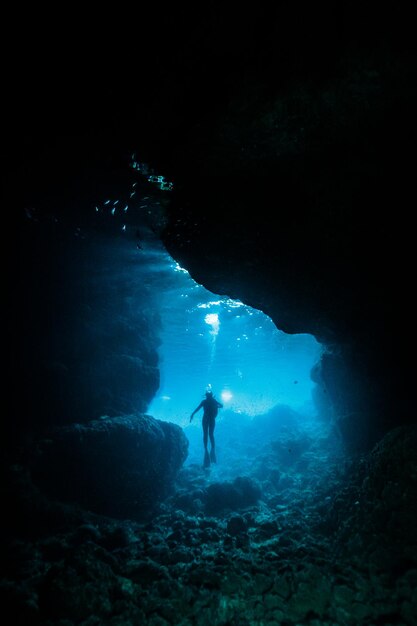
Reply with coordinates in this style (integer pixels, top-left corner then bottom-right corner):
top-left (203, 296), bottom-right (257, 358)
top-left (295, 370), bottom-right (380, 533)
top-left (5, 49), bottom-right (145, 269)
top-left (30, 414), bottom-right (189, 520)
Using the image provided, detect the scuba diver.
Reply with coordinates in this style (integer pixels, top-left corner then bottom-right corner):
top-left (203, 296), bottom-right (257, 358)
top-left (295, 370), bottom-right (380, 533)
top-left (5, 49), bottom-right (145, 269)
top-left (190, 390), bottom-right (223, 468)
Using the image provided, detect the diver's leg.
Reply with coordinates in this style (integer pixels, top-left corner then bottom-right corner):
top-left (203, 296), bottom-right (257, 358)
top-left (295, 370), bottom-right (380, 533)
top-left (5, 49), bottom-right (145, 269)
top-left (209, 418), bottom-right (216, 463)
top-left (203, 418), bottom-right (210, 468)
top-left (203, 418), bottom-right (209, 450)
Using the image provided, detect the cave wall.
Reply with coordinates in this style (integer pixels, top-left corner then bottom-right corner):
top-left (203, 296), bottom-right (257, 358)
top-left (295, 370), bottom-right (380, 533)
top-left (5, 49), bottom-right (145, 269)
top-left (6, 8), bottom-right (416, 454)
top-left (7, 218), bottom-right (161, 452)
top-left (151, 17), bottom-right (416, 450)
top-left (160, 160), bottom-right (413, 449)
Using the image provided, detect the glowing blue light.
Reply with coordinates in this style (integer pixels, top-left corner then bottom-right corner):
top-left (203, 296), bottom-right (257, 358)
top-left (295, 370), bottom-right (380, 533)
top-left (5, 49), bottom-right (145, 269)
top-left (145, 235), bottom-right (324, 424)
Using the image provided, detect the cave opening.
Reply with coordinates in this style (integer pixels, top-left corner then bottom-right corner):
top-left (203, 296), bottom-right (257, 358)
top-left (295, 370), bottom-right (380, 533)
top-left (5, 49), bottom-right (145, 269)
top-left (10, 155), bottom-right (347, 493)
top-left (5, 12), bottom-right (417, 621)
top-left (7, 151), bottom-right (415, 626)
top-left (149, 256), bottom-right (323, 424)
top-left (144, 232), bottom-right (342, 475)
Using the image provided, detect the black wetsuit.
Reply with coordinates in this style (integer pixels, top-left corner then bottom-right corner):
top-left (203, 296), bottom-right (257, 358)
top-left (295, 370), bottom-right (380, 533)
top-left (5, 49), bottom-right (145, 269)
top-left (191, 395), bottom-right (223, 464)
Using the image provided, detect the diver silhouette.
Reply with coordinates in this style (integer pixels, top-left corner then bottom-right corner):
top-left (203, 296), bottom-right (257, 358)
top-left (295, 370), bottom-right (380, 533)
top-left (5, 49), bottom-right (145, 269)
top-left (190, 390), bottom-right (223, 468)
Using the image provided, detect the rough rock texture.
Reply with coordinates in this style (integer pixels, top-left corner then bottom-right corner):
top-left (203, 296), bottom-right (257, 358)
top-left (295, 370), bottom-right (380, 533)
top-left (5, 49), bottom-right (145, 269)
top-left (325, 424), bottom-right (417, 573)
top-left (30, 414), bottom-right (188, 520)
top-left (2, 421), bottom-right (416, 625)
top-left (6, 225), bottom-right (161, 451)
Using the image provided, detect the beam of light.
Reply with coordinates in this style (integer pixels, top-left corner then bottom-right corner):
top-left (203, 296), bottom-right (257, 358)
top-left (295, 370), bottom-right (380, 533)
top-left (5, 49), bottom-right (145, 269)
top-left (204, 312), bottom-right (220, 336)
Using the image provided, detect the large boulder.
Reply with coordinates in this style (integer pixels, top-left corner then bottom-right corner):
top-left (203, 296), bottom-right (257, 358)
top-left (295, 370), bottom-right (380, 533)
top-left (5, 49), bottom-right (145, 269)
top-left (30, 414), bottom-right (188, 520)
top-left (324, 425), bottom-right (417, 573)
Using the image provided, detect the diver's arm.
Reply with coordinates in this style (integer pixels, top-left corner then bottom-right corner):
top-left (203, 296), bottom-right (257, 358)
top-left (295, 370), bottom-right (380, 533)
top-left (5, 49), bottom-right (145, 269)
top-left (190, 401), bottom-right (203, 422)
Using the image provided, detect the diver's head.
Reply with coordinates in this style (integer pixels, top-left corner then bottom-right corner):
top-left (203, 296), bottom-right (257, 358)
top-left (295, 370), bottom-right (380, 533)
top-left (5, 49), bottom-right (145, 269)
top-left (205, 390), bottom-right (213, 398)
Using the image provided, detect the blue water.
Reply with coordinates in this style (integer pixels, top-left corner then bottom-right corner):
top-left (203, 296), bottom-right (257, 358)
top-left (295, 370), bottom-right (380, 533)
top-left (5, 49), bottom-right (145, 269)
top-left (141, 231), bottom-right (324, 433)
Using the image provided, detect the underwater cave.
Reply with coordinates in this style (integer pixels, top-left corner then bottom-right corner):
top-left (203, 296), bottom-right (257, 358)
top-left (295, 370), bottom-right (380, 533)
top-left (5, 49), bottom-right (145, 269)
top-left (3, 7), bottom-right (417, 626)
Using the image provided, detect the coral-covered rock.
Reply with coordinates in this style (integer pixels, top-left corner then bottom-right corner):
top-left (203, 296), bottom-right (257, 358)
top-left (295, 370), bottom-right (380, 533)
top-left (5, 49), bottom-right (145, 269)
top-left (205, 476), bottom-right (262, 514)
top-left (31, 414), bottom-right (188, 520)
top-left (327, 425), bottom-right (417, 572)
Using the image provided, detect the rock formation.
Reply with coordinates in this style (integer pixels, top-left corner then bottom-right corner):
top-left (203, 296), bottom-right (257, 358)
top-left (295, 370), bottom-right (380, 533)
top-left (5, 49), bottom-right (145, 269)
top-left (30, 414), bottom-right (189, 520)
